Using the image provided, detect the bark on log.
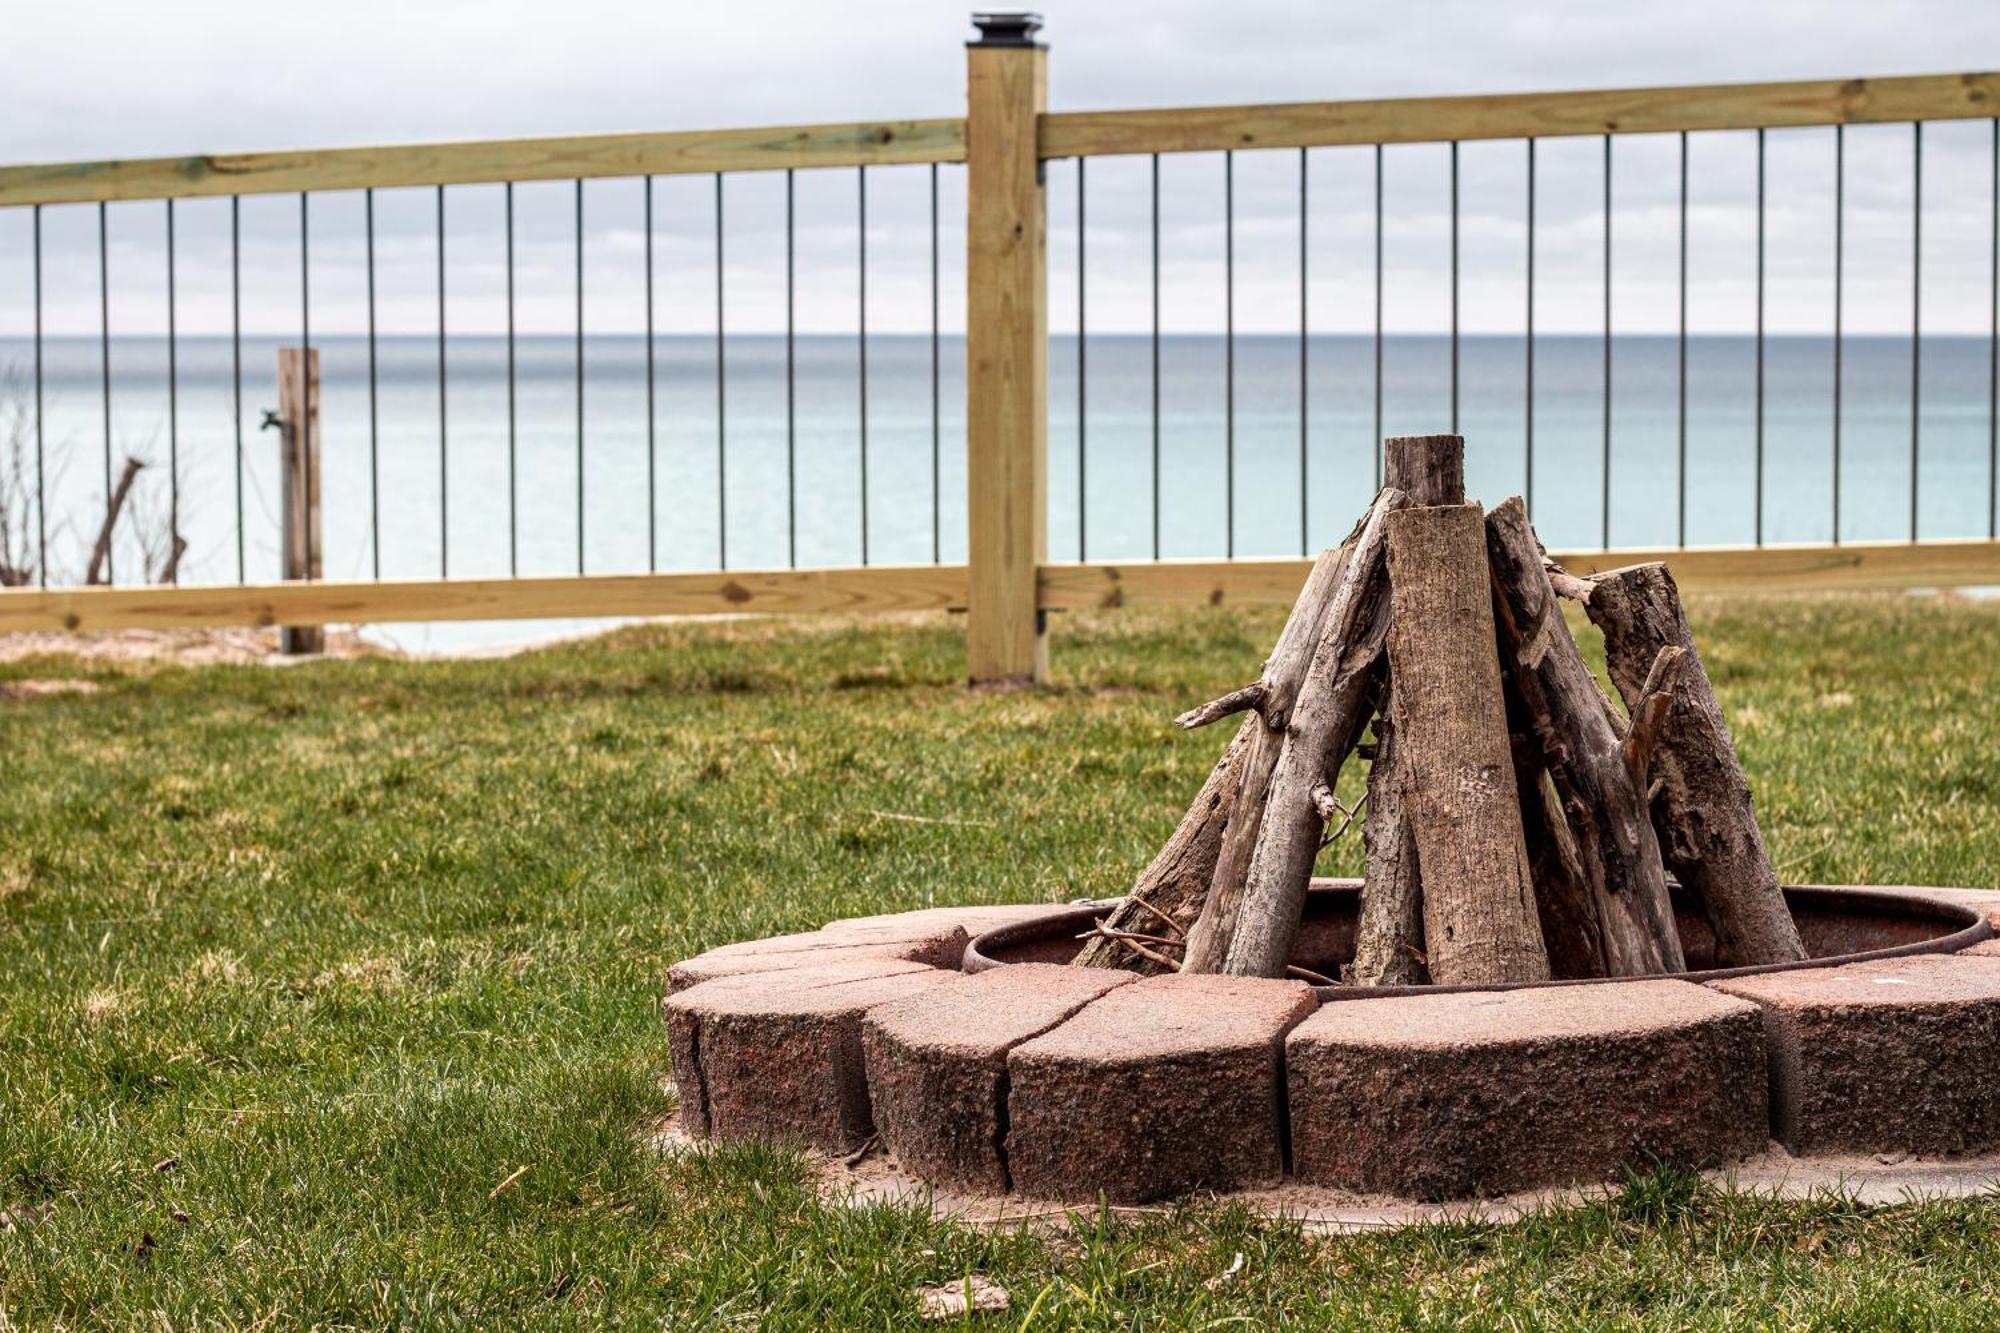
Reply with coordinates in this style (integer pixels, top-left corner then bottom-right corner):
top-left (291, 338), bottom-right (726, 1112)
top-left (1484, 498), bottom-right (1686, 976)
top-left (1510, 726), bottom-right (1605, 979)
top-left (1349, 694), bottom-right (1428, 985)
top-left (1562, 561), bottom-right (1806, 966)
top-left (1383, 503), bottom-right (1551, 986)
top-left (1383, 434), bottom-right (1466, 508)
top-left (1202, 487), bottom-right (1408, 977)
top-left (1076, 536), bottom-right (1354, 972)
top-left (1347, 433), bottom-right (1465, 986)
top-left (1070, 721), bottom-right (1253, 972)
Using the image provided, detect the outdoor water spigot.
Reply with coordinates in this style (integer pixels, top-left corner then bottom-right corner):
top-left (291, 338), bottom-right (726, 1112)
top-left (259, 409), bottom-right (284, 433)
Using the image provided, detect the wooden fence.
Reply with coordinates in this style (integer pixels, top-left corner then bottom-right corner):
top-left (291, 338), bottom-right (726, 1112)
top-left (1, 14), bottom-right (1995, 681)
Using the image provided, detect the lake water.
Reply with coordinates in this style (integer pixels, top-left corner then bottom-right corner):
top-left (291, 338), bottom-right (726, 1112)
top-left (2, 333), bottom-right (1993, 651)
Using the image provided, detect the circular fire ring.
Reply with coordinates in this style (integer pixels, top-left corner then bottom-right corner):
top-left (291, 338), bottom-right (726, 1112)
top-left (663, 884), bottom-right (2000, 1204)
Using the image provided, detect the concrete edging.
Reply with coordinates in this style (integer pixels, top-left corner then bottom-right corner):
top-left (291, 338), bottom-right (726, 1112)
top-left (662, 887), bottom-right (2000, 1203)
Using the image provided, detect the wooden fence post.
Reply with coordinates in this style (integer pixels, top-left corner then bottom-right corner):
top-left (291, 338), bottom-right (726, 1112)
top-left (277, 347), bottom-right (323, 655)
top-left (964, 11), bottom-right (1048, 685)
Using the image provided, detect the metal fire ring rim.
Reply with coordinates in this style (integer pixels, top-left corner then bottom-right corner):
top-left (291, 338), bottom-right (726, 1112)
top-left (959, 881), bottom-right (1995, 1000)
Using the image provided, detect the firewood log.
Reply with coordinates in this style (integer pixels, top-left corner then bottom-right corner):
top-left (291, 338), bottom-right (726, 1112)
top-left (1074, 536), bottom-right (1355, 972)
top-left (1556, 561), bottom-right (1806, 966)
top-left (1193, 487), bottom-right (1409, 977)
top-left (1510, 726), bottom-right (1606, 979)
top-left (1484, 498), bottom-right (1686, 975)
top-left (1384, 502), bottom-right (1551, 986)
top-left (1347, 434), bottom-right (1464, 986)
top-left (1349, 692), bottom-right (1427, 985)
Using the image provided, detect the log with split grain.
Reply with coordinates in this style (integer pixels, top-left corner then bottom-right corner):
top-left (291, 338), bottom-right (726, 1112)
top-left (1485, 498), bottom-right (1686, 976)
top-left (1561, 561), bottom-right (1805, 967)
top-left (1347, 434), bottom-right (1465, 987)
top-left (1196, 487), bottom-right (1409, 977)
top-left (1383, 502), bottom-right (1550, 987)
top-left (1174, 508), bottom-right (1376, 973)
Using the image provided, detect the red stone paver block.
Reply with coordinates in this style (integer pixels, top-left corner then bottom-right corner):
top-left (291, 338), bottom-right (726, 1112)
top-left (1712, 953), bottom-right (2000, 1155)
top-left (664, 959), bottom-right (956, 1149)
top-left (1005, 974), bottom-right (1317, 1203)
top-left (862, 964), bottom-right (1136, 1193)
top-left (823, 902), bottom-right (1079, 940)
top-left (1287, 980), bottom-right (1767, 1200)
top-left (667, 926), bottom-right (967, 994)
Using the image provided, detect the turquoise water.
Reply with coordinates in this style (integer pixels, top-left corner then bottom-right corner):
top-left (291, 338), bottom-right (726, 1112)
top-left (3, 332), bottom-right (1993, 648)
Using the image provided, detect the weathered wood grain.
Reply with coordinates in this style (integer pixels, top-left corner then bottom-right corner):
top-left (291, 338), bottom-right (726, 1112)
top-left (1564, 561), bottom-right (1806, 966)
top-left (1485, 498), bottom-right (1686, 976)
top-left (1385, 503), bottom-right (1550, 987)
top-left (1040, 72), bottom-right (1998, 159)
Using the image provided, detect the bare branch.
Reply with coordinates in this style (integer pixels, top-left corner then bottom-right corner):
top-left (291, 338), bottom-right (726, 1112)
top-left (1175, 682), bottom-right (1266, 731)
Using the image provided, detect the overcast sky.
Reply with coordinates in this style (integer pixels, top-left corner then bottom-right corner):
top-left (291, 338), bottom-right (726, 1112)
top-left (4, 0), bottom-right (1999, 336)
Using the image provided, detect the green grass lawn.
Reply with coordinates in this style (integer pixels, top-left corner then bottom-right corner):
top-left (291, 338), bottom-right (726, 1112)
top-left (1, 595), bottom-right (1998, 1328)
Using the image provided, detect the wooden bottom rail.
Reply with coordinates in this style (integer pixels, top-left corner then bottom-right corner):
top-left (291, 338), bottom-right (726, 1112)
top-left (1, 539), bottom-right (1996, 634)
top-left (0, 564), bottom-right (971, 633)
top-left (1038, 539), bottom-right (2000, 610)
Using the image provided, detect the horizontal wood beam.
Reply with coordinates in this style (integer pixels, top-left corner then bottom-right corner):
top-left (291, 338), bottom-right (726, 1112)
top-left (1040, 72), bottom-right (1997, 159)
top-left (1038, 540), bottom-right (2000, 610)
top-left (0, 118), bottom-right (966, 207)
top-left (6, 539), bottom-right (1994, 635)
top-left (0, 564), bottom-right (968, 632)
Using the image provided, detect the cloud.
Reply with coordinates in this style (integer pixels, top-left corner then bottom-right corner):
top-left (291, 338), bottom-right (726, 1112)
top-left (2, 0), bottom-right (1997, 334)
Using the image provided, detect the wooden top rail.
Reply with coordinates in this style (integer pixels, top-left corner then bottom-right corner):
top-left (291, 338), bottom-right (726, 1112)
top-left (1039, 71), bottom-right (1997, 159)
top-left (0, 117), bottom-right (966, 208)
top-left (7, 71), bottom-right (1991, 207)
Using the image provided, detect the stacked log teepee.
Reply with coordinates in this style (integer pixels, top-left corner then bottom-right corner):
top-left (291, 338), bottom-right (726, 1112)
top-left (1073, 433), bottom-right (1804, 987)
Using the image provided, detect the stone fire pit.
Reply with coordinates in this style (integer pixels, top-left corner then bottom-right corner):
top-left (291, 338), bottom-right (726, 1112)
top-left (663, 882), bottom-right (2000, 1205)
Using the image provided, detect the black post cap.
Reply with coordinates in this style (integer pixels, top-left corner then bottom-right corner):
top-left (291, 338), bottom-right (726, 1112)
top-left (969, 11), bottom-right (1044, 47)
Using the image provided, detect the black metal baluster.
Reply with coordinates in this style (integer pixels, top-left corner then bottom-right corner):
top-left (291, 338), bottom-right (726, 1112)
top-left (1755, 128), bottom-right (1766, 547)
top-left (787, 168), bottom-right (798, 568)
top-left (858, 165), bottom-right (869, 566)
top-left (505, 182), bottom-right (518, 575)
top-left (1374, 144), bottom-right (1383, 488)
top-left (1077, 156), bottom-right (1086, 561)
top-left (99, 201), bottom-right (111, 584)
top-left (576, 178), bottom-right (585, 575)
top-left (1224, 149), bottom-right (1234, 558)
top-left (1526, 139), bottom-right (1535, 516)
top-left (32, 206), bottom-right (44, 586)
top-left (1299, 146), bottom-right (1308, 555)
top-left (1991, 118), bottom-right (1998, 541)
top-left (232, 197), bottom-right (243, 582)
top-left (1677, 133), bottom-right (1688, 548)
top-left (1834, 125), bottom-right (1845, 546)
top-left (647, 176), bottom-right (658, 572)
top-left (715, 172), bottom-right (726, 570)
top-left (1151, 153), bottom-right (1161, 560)
top-left (367, 188), bottom-right (381, 579)
top-left (1450, 139), bottom-right (1459, 433)
top-left (929, 162), bottom-right (940, 565)
top-left (1911, 122), bottom-right (1922, 543)
top-left (302, 192), bottom-right (312, 582)
top-left (436, 185), bottom-right (446, 578)
top-left (1601, 134), bottom-right (1612, 549)
top-left (165, 199), bottom-right (178, 581)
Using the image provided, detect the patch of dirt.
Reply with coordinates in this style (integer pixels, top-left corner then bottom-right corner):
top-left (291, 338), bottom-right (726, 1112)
top-left (0, 678), bottom-right (100, 701)
top-left (0, 626), bottom-right (394, 668)
top-left (649, 1122), bottom-right (2000, 1234)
